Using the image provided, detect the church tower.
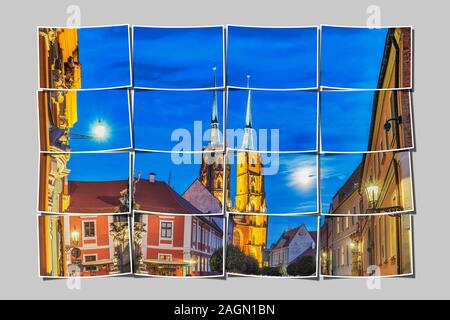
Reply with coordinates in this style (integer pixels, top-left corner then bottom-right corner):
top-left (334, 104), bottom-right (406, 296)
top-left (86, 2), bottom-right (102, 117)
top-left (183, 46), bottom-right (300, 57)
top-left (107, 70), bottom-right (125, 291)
top-left (232, 75), bottom-right (268, 268)
top-left (199, 67), bottom-right (231, 207)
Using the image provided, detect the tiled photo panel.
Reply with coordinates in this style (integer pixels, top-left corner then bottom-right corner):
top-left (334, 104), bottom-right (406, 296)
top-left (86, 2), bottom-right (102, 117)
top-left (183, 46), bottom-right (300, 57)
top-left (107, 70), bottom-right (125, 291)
top-left (38, 89), bottom-right (132, 153)
top-left (227, 26), bottom-right (318, 89)
top-left (133, 89), bottom-right (224, 152)
top-left (38, 214), bottom-right (132, 278)
top-left (133, 26), bottom-right (225, 89)
top-left (320, 151), bottom-right (414, 216)
top-left (34, 24), bottom-right (416, 282)
top-left (133, 152), bottom-right (226, 215)
top-left (38, 25), bottom-right (131, 90)
top-left (226, 151), bottom-right (319, 215)
top-left (227, 214), bottom-right (319, 278)
top-left (133, 212), bottom-right (225, 278)
top-left (320, 90), bottom-right (413, 153)
top-left (320, 26), bottom-right (412, 90)
top-left (226, 88), bottom-right (318, 152)
top-left (38, 152), bottom-right (131, 214)
top-left (320, 214), bottom-right (414, 278)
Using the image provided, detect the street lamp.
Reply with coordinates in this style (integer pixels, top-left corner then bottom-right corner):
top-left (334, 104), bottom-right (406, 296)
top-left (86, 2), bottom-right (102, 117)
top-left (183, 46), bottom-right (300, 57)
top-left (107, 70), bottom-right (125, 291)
top-left (69, 226), bottom-right (82, 276)
top-left (69, 120), bottom-right (109, 140)
top-left (71, 226), bottom-right (80, 246)
top-left (91, 120), bottom-right (108, 140)
top-left (365, 178), bottom-right (380, 210)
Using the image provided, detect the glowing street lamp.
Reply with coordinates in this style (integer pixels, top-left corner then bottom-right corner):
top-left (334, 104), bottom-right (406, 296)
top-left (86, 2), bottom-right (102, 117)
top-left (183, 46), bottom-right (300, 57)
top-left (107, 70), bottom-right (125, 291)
top-left (365, 178), bottom-right (380, 210)
top-left (71, 226), bottom-right (80, 246)
top-left (69, 120), bottom-right (109, 141)
top-left (91, 120), bottom-right (108, 140)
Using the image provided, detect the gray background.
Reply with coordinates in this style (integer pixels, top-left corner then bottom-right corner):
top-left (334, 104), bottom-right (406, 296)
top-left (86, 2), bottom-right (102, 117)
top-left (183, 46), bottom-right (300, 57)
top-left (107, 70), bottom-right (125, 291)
top-left (0, 0), bottom-right (446, 300)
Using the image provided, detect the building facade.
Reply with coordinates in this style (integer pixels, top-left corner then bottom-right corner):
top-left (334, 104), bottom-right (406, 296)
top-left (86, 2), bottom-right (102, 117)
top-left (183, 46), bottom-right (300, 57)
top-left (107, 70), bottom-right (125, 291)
top-left (133, 175), bottom-right (224, 277)
top-left (39, 214), bottom-right (130, 277)
top-left (322, 165), bottom-right (363, 276)
top-left (269, 224), bottom-right (317, 269)
top-left (320, 28), bottom-right (414, 277)
top-left (38, 28), bottom-right (81, 89)
top-left (137, 213), bottom-right (223, 277)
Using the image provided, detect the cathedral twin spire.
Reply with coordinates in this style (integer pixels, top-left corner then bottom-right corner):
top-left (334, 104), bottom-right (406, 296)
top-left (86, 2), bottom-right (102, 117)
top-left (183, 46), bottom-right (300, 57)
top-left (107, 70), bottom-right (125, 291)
top-left (207, 69), bottom-right (254, 150)
top-left (242, 74), bottom-right (254, 150)
top-left (208, 66), bottom-right (221, 146)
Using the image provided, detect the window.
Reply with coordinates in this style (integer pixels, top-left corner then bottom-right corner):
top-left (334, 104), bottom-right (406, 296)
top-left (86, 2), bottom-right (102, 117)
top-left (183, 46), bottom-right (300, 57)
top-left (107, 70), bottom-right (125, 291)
top-left (336, 218), bottom-right (340, 234)
top-left (158, 254), bottom-right (172, 261)
top-left (347, 244), bottom-right (351, 265)
top-left (192, 223), bottom-right (197, 248)
top-left (389, 216), bottom-right (397, 259)
top-left (390, 92), bottom-right (399, 145)
top-left (346, 210), bottom-right (350, 229)
top-left (341, 246), bottom-right (345, 267)
top-left (377, 152), bottom-right (381, 178)
top-left (160, 221), bottom-right (173, 239)
top-left (84, 255), bottom-right (97, 272)
top-left (83, 221), bottom-right (96, 238)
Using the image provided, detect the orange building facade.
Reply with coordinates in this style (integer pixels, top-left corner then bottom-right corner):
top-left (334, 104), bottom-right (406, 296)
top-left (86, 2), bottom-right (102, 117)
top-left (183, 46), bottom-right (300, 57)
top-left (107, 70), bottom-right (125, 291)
top-left (39, 214), bottom-right (130, 277)
top-left (136, 213), bottom-right (223, 277)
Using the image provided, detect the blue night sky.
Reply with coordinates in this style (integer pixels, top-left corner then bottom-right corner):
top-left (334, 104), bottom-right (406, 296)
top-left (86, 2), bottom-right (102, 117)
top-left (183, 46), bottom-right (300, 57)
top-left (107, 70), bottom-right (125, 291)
top-left (227, 89), bottom-right (317, 151)
top-left (320, 153), bottom-right (363, 214)
top-left (321, 26), bottom-right (388, 89)
top-left (66, 152), bottom-right (130, 182)
top-left (133, 26), bottom-right (224, 88)
top-left (227, 26), bottom-right (318, 89)
top-left (133, 90), bottom-right (223, 151)
top-left (68, 90), bottom-right (131, 152)
top-left (266, 216), bottom-right (318, 247)
top-left (78, 25), bottom-right (131, 89)
top-left (229, 152), bottom-right (318, 214)
top-left (321, 90), bottom-right (374, 152)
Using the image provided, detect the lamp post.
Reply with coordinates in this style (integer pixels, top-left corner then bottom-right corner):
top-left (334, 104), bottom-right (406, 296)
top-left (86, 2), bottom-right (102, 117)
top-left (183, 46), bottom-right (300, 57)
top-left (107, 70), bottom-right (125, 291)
top-left (365, 178), bottom-right (380, 212)
top-left (364, 179), bottom-right (379, 270)
top-left (69, 226), bottom-right (82, 276)
top-left (69, 120), bottom-right (109, 140)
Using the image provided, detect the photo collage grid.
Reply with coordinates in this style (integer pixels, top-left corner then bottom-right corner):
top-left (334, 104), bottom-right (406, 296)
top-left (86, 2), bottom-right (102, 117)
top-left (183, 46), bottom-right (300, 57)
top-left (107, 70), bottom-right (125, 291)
top-left (37, 25), bottom-right (415, 279)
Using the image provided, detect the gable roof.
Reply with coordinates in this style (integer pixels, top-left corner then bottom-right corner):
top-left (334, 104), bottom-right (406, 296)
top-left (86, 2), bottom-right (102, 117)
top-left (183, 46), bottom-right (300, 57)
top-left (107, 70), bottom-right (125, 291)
top-left (271, 225), bottom-right (318, 251)
top-left (134, 179), bottom-right (202, 214)
top-left (182, 179), bottom-right (222, 214)
top-left (68, 180), bottom-right (129, 213)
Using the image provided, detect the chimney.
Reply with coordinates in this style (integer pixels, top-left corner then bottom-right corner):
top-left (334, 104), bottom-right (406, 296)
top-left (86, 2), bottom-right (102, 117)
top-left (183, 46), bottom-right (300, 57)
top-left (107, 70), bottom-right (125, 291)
top-left (149, 172), bottom-right (156, 183)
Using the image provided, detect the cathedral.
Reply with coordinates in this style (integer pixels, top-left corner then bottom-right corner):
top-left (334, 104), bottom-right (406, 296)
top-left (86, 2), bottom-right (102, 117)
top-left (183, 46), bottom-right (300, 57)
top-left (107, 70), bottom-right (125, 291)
top-left (199, 73), bottom-right (268, 268)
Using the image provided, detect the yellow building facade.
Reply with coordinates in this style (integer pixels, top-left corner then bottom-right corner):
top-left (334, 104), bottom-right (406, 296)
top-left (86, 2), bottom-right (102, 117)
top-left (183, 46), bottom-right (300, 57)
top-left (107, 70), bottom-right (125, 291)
top-left (38, 28), bottom-right (81, 277)
top-left (357, 27), bottom-right (413, 277)
top-left (39, 28), bottom-right (81, 89)
top-left (38, 215), bottom-right (67, 277)
top-left (320, 28), bottom-right (413, 277)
